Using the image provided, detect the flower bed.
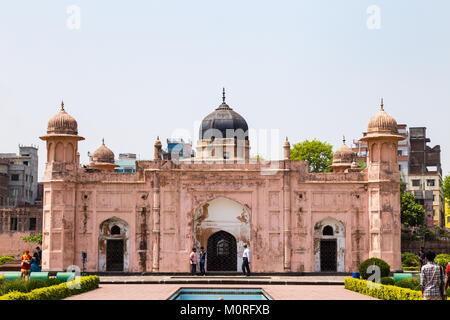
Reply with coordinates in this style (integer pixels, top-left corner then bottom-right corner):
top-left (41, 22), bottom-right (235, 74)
top-left (0, 275), bottom-right (100, 300)
top-left (345, 277), bottom-right (423, 300)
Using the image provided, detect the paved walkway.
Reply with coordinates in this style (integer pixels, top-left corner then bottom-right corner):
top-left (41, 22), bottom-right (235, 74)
top-left (99, 275), bottom-right (348, 285)
top-left (65, 283), bottom-right (375, 300)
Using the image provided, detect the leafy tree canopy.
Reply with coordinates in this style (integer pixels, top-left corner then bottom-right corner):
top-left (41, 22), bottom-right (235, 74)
top-left (401, 193), bottom-right (425, 227)
top-left (290, 139), bottom-right (333, 173)
top-left (442, 175), bottom-right (450, 199)
top-left (20, 233), bottom-right (42, 245)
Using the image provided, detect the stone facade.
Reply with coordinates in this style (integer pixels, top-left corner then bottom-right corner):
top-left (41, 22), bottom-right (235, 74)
top-left (39, 99), bottom-right (402, 273)
top-left (0, 205), bottom-right (43, 257)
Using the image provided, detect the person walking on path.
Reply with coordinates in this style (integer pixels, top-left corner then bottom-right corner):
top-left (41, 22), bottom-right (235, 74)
top-left (189, 248), bottom-right (197, 275)
top-left (420, 251), bottom-right (446, 300)
top-left (20, 250), bottom-right (32, 280)
top-left (242, 244), bottom-right (251, 276)
top-left (199, 247), bottom-right (207, 276)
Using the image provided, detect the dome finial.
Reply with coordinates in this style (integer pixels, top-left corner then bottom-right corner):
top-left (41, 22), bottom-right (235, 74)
top-left (343, 135), bottom-right (346, 145)
top-left (102, 138), bottom-right (105, 145)
top-left (222, 87), bottom-right (226, 103)
top-left (61, 100), bottom-right (65, 111)
top-left (380, 97), bottom-right (384, 110)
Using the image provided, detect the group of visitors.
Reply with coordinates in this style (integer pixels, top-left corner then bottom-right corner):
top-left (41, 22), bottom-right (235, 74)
top-left (189, 247), bottom-right (207, 275)
top-left (418, 247), bottom-right (449, 300)
top-left (20, 246), bottom-right (42, 279)
top-left (189, 244), bottom-right (251, 276)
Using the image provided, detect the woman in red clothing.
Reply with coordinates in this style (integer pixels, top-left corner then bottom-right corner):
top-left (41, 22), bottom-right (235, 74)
top-left (21, 250), bottom-right (32, 279)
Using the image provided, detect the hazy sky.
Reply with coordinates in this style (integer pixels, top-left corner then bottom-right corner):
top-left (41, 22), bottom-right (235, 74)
top-left (1, 0), bottom-right (449, 181)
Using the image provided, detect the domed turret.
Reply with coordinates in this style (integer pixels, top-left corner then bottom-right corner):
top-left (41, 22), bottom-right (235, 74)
top-left (330, 136), bottom-right (354, 172)
top-left (361, 99), bottom-right (404, 141)
top-left (46, 101), bottom-right (79, 135)
top-left (92, 139), bottom-right (115, 164)
top-left (199, 88), bottom-right (248, 140)
top-left (89, 139), bottom-right (118, 172)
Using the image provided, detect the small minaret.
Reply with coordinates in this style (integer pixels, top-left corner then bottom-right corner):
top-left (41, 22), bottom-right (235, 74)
top-left (154, 136), bottom-right (162, 160)
top-left (283, 137), bottom-right (291, 160)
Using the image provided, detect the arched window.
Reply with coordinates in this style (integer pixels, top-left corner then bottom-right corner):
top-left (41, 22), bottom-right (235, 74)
top-left (111, 225), bottom-right (121, 235)
top-left (323, 225), bottom-right (334, 236)
top-left (217, 239), bottom-right (230, 256)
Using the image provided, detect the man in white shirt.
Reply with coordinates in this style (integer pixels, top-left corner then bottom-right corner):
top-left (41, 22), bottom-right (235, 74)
top-left (242, 244), bottom-right (251, 276)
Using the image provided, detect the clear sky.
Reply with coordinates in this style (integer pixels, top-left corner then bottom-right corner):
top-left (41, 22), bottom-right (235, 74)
top-left (1, 0), bottom-right (449, 181)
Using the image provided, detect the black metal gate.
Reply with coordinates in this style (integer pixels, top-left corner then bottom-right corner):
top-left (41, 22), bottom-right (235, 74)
top-left (207, 231), bottom-right (237, 271)
top-left (320, 239), bottom-right (337, 272)
top-left (106, 239), bottom-right (124, 271)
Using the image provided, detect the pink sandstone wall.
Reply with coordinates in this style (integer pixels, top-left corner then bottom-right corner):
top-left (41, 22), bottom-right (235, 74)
top-left (41, 158), bottom-right (402, 273)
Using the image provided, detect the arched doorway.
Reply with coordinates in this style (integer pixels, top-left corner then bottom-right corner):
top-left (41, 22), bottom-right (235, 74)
top-left (98, 217), bottom-right (130, 272)
top-left (207, 231), bottom-right (237, 271)
top-left (193, 197), bottom-right (250, 272)
top-left (314, 218), bottom-right (345, 272)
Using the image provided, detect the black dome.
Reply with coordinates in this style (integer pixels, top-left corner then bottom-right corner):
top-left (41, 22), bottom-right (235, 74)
top-left (200, 102), bottom-right (249, 140)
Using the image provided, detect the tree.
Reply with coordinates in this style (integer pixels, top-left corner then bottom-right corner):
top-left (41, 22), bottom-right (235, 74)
top-left (290, 139), bottom-right (333, 173)
top-left (401, 193), bottom-right (425, 227)
top-left (442, 175), bottom-right (450, 199)
top-left (20, 233), bottom-right (42, 245)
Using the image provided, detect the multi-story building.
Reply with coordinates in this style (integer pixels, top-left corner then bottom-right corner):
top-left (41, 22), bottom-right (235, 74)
top-left (162, 138), bottom-right (195, 161)
top-left (0, 145), bottom-right (39, 206)
top-left (115, 153), bottom-right (137, 173)
top-left (408, 127), bottom-right (444, 228)
top-left (0, 159), bottom-right (9, 206)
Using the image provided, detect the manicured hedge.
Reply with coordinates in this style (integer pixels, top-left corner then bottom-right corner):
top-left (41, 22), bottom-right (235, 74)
top-left (402, 266), bottom-right (420, 271)
top-left (0, 275), bottom-right (100, 300)
top-left (0, 256), bottom-right (15, 265)
top-left (358, 258), bottom-right (390, 280)
top-left (345, 277), bottom-right (423, 300)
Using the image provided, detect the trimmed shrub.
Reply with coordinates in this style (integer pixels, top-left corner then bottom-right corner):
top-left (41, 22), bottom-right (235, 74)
top-left (401, 252), bottom-right (419, 263)
top-left (0, 275), bottom-right (100, 300)
top-left (403, 257), bottom-right (419, 267)
top-left (44, 278), bottom-right (61, 287)
top-left (345, 277), bottom-right (423, 300)
top-left (0, 279), bottom-right (28, 295)
top-left (0, 256), bottom-right (15, 265)
top-left (394, 277), bottom-right (421, 291)
top-left (435, 254), bottom-right (450, 270)
top-left (402, 266), bottom-right (420, 272)
top-left (359, 258), bottom-right (391, 280)
top-left (381, 277), bottom-right (395, 285)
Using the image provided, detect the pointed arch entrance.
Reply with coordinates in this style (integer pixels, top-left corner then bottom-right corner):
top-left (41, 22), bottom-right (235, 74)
top-left (98, 217), bottom-right (130, 272)
top-left (194, 197), bottom-right (250, 272)
top-left (314, 217), bottom-right (346, 272)
top-left (207, 231), bottom-right (237, 271)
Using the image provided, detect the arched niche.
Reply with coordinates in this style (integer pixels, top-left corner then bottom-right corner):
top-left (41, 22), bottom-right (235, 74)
top-left (47, 142), bottom-right (54, 162)
top-left (55, 142), bottom-right (64, 162)
top-left (193, 197), bottom-right (250, 272)
top-left (314, 217), bottom-right (346, 272)
top-left (380, 142), bottom-right (392, 162)
top-left (65, 142), bottom-right (74, 163)
top-left (98, 217), bottom-right (130, 272)
top-left (370, 142), bottom-right (379, 163)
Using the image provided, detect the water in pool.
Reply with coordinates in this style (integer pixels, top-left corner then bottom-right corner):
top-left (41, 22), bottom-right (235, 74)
top-left (168, 288), bottom-right (272, 300)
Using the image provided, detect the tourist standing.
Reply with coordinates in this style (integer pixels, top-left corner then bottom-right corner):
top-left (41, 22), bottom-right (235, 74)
top-left (199, 247), bottom-right (207, 276)
top-left (242, 244), bottom-right (251, 276)
top-left (35, 246), bottom-right (42, 266)
top-left (420, 251), bottom-right (445, 300)
top-left (30, 254), bottom-right (41, 275)
top-left (20, 250), bottom-right (32, 280)
top-left (418, 247), bottom-right (425, 269)
top-left (190, 248), bottom-right (197, 275)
